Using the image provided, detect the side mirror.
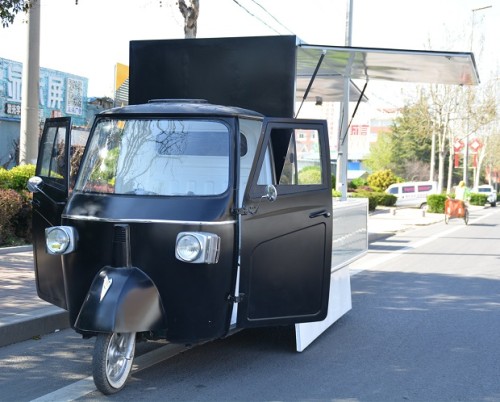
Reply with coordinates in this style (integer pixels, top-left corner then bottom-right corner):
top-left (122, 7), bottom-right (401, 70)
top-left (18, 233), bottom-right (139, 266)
top-left (27, 176), bottom-right (44, 193)
top-left (264, 184), bottom-right (277, 202)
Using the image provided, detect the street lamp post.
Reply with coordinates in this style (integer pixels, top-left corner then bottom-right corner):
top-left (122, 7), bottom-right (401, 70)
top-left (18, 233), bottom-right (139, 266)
top-left (336, 0), bottom-right (354, 200)
top-left (464, 5), bottom-right (492, 186)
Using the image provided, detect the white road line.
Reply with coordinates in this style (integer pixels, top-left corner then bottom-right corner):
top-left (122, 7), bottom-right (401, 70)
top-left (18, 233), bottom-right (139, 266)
top-left (30, 343), bottom-right (190, 402)
top-left (350, 208), bottom-right (498, 276)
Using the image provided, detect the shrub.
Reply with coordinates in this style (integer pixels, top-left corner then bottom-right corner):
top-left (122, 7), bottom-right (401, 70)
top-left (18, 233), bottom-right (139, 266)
top-left (350, 190), bottom-right (379, 211)
top-left (375, 192), bottom-right (397, 207)
top-left (469, 193), bottom-right (488, 206)
top-left (298, 166), bottom-right (321, 184)
top-left (12, 190), bottom-right (33, 243)
top-left (427, 194), bottom-right (447, 213)
top-left (9, 164), bottom-right (36, 192)
top-left (0, 189), bottom-right (23, 245)
top-left (367, 169), bottom-right (400, 191)
top-left (351, 177), bottom-right (368, 188)
top-left (0, 168), bottom-right (12, 189)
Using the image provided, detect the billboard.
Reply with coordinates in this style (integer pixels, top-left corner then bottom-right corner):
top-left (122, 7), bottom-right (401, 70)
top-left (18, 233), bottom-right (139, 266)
top-left (0, 57), bottom-right (88, 126)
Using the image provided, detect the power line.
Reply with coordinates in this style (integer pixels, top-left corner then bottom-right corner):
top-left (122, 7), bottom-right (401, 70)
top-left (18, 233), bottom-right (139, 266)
top-left (231, 0), bottom-right (282, 35)
top-left (248, 0), bottom-right (295, 35)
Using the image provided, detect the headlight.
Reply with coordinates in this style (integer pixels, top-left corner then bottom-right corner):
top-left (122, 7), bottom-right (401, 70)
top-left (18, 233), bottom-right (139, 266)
top-left (175, 234), bottom-right (202, 262)
top-left (175, 232), bottom-right (220, 264)
top-left (45, 226), bottom-right (77, 255)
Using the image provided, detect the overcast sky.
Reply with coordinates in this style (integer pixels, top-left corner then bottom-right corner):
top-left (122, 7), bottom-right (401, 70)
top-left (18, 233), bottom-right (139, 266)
top-left (0, 0), bottom-right (498, 102)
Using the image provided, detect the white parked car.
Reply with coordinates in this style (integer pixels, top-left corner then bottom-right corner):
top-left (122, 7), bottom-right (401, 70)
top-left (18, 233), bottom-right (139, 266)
top-left (474, 185), bottom-right (497, 207)
top-left (385, 181), bottom-right (438, 209)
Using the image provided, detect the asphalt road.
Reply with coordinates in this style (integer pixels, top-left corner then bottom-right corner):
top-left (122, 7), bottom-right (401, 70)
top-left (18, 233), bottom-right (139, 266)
top-left (1, 206), bottom-right (499, 401)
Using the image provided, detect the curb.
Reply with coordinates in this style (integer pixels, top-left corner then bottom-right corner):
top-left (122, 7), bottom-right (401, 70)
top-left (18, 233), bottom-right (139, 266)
top-left (0, 306), bottom-right (69, 347)
top-left (0, 244), bottom-right (33, 255)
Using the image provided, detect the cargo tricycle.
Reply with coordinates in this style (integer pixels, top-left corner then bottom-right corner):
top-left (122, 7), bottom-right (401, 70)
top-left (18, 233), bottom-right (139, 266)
top-left (444, 198), bottom-right (469, 225)
top-left (28, 100), bottom-right (334, 394)
top-left (27, 35), bottom-right (478, 395)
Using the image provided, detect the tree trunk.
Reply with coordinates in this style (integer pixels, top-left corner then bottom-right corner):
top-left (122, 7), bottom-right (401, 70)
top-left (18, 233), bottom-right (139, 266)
top-left (178, 0), bottom-right (199, 39)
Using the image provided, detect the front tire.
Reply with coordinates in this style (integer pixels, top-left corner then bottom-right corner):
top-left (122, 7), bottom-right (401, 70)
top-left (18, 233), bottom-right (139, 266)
top-left (93, 332), bottom-right (136, 395)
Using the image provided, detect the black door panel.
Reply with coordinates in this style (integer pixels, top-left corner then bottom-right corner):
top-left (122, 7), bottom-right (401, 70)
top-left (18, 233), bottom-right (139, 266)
top-left (239, 119), bottom-right (332, 327)
top-left (32, 118), bottom-right (72, 308)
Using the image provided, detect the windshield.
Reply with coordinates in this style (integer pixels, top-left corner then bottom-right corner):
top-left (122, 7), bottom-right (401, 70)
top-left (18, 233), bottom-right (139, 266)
top-left (75, 118), bottom-right (230, 196)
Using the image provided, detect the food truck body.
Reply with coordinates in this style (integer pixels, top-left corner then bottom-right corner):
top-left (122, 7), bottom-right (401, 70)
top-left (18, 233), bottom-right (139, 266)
top-left (29, 35), bottom-right (477, 394)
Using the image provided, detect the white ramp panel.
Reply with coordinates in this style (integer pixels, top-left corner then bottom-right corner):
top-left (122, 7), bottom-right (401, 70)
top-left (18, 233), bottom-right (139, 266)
top-left (295, 265), bottom-right (351, 352)
top-left (295, 198), bottom-right (368, 352)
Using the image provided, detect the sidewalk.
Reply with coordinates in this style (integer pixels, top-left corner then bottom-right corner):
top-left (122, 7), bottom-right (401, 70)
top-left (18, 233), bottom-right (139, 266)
top-left (368, 206), bottom-right (444, 242)
top-left (0, 245), bottom-right (69, 348)
top-left (0, 207), bottom-right (444, 348)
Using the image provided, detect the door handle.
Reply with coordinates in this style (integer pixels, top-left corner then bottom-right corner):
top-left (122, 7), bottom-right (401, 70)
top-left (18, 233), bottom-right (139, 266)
top-left (309, 210), bottom-right (331, 219)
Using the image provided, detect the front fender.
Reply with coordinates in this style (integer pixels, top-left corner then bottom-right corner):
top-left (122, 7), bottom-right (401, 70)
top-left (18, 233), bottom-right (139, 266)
top-left (74, 266), bottom-right (166, 334)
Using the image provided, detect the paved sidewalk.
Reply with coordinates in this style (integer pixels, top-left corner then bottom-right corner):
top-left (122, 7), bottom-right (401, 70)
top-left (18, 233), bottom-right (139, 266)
top-left (0, 207), bottom-right (444, 347)
top-left (0, 245), bottom-right (69, 347)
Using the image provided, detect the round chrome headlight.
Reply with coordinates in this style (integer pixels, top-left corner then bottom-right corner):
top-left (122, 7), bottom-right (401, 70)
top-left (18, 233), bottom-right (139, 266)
top-left (45, 226), bottom-right (77, 255)
top-left (46, 227), bottom-right (71, 254)
top-left (176, 234), bottom-right (202, 262)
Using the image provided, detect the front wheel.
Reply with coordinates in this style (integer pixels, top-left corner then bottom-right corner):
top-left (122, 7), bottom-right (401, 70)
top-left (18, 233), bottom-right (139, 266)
top-left (444, 214), bottom-right (449, 224)
top-left (93, 332), bottom-right (136, 395)
top-left (464, 209), bottom-right (469, 225)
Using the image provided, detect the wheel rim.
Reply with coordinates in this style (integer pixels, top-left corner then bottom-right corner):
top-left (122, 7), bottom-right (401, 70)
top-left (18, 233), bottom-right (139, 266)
top-left (105, 332), bottom-right (135, 389)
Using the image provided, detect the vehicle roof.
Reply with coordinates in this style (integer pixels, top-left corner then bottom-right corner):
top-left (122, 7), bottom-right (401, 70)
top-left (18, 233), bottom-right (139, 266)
top-left (98, 99), bottom-right (265, 119)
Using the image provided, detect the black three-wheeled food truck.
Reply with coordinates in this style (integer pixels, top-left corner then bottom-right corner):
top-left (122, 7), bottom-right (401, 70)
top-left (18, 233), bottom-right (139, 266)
top-left (28, 36), bottom-right (478, 394)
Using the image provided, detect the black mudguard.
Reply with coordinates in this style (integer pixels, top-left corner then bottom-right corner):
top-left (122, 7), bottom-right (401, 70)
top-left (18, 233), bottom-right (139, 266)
top-left (74, 266), bottom-right (166, 334)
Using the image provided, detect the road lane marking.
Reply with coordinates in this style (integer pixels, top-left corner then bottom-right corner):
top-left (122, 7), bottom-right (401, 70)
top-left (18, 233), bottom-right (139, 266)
top-left (30, 342), bottom-right (190, 402)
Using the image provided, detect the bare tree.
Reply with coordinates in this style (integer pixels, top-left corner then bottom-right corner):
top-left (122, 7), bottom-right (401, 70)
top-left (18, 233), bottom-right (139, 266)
top-left (178, 0), bottom-right (199, 38)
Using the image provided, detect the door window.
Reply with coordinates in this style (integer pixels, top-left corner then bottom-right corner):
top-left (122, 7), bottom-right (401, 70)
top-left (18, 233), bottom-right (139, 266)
top-left (253, 126), bottom-right (324, 195)
top-left (38, 124), bottom-right (68, 188)
top-left (276, 128), bottom-right (322, 185)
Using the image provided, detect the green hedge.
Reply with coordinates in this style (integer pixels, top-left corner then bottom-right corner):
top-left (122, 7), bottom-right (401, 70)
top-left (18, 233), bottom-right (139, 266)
top-left (427, 194), bottom-right (447, 213)
top-left (469, 193), bottom-right (488, 206)
top-left (332, 189), bottom-right (396, 211)
top-left (427, 192), bottom-right (489, 213)
top-left (349, 191), bottom-right (390, 211)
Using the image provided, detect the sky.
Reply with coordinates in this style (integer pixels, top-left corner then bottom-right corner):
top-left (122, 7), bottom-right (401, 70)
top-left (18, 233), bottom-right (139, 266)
top-left (0, 0), bottom-right (498, 105)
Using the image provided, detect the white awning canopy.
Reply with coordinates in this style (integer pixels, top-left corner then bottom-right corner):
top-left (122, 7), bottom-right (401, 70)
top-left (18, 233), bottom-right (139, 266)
top-left (295, 44), bottom-right (480, 103)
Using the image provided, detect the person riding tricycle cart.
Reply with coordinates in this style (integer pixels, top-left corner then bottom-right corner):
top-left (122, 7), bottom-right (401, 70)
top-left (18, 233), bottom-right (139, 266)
top-left (445, 181), bottom-right (470, 225)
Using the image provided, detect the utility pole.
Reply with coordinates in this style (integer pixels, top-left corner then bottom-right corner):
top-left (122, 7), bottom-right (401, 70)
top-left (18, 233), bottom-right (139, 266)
top-left (336, 0), bottom-right (354, 200)
top-left (19, 0), bottom-right (41, 165)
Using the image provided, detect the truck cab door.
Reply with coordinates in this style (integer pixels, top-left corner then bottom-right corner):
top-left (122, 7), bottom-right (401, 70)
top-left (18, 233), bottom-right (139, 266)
top-left (31, 117), bottom-right (72, 309)
top-left (238, 118), bottom-right (332, 328)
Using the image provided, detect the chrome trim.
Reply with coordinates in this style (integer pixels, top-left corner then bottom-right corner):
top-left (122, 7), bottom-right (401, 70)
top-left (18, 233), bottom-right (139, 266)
top-left (62, 214), bottom-right (236, 225)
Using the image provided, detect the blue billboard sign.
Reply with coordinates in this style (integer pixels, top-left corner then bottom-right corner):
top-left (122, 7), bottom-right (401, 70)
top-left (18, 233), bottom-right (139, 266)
top-left (0, 57), bottom-right (88, 126)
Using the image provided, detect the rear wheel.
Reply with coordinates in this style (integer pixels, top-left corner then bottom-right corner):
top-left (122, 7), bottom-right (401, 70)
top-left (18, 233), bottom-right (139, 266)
top-left (93, 332), bottom-right (136, 395)
top-left (444, 214), bottom-right (449, 224)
